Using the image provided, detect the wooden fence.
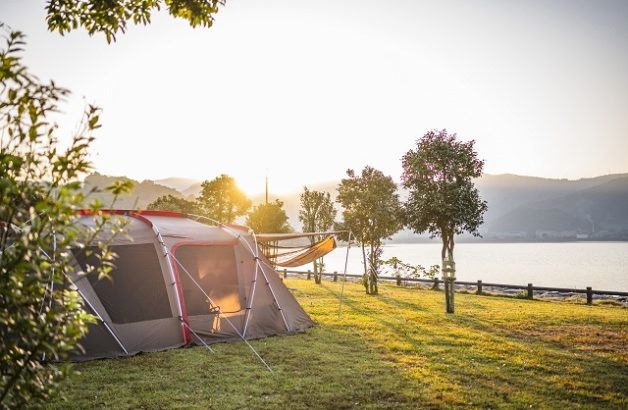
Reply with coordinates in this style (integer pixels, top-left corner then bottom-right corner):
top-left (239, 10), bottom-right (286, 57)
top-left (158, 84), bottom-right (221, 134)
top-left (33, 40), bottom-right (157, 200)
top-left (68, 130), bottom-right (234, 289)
top-left (279, 269), bottom-right (628, 305)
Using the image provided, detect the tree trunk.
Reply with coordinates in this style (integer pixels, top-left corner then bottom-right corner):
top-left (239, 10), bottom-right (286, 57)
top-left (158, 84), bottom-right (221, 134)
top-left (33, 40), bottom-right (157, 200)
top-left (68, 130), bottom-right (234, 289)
top-left (370, 242), bottom-right (379, 295)
top-left (442, 228), bottom-right (456, 314)
top-left (449, 234), bottom-right (455, 261)
top-left (313, 258), bottom-right (318, 284)
top-left (441, 228), bottom-right (448, 260)
top-left (361, 243), bottom-right (367, 276)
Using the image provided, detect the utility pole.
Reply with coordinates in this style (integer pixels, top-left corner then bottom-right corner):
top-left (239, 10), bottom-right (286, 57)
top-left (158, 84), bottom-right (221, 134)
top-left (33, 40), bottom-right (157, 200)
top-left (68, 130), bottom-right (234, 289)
top-left (265, 175), bottom-right (269, 205)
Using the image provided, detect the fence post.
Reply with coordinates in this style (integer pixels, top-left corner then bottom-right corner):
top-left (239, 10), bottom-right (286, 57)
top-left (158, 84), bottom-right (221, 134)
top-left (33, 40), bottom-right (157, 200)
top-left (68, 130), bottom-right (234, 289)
top-left (432, 278), bottom-right (440, 290)
top-left (283, 269), bottom-right (287, 279)
top-left (307, 270), bottom-right (311, 280)
top-left (477, 280), bottom-right (483, 295)
top-left (527, 283), bottom-right (534, 299)
top-left (586, 286), bottom-right (593, 305)
top-left (333, 271), bottom-right (338, 282)
top-left (396, 274), bottom-right (401, 286)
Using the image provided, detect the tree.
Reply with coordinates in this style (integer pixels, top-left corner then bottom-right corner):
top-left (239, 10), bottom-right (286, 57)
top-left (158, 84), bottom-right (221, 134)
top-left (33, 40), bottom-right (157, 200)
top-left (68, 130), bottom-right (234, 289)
top-left (246, 200), bottom-right (292, 234)
top-left (47, 0), bottom-right (225, 43)
top-left (0, 28), bottom-right (128, 407)
top-left (336, 167), bottom-right (402, 295)
top-left (401, 129), bottom-right (487, 262)
top-left (298, 187), bottom-right (337, 284)
top-left (197, 174), bottom-right (252, 224)
top-left (147, 194), bottom-right (200, 214)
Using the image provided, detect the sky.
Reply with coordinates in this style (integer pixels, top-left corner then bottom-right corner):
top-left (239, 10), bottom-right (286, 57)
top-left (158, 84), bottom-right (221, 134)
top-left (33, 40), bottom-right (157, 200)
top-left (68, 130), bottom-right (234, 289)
top-left (2, 0), bottom-right (628, 195)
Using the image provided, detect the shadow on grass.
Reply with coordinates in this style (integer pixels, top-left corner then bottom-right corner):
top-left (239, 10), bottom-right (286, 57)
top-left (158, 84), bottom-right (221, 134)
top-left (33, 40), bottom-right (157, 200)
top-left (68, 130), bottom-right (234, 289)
top-left (316, 282), bottom-right (628, 409)
top-left (50, 280), bottom-right (627, 409)
top-left (49, 321), bottom-right (422, 409)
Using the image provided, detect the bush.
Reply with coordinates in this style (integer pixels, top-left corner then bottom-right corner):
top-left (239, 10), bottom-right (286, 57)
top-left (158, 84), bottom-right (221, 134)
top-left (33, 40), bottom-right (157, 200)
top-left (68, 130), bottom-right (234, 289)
top-left (0, 27), bottom-right (126, 408)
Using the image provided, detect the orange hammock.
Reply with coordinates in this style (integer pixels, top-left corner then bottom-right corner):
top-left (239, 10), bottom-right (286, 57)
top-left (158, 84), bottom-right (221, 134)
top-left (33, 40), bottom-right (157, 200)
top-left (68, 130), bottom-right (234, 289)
top-left (260, 235), bottom-right (337, 268)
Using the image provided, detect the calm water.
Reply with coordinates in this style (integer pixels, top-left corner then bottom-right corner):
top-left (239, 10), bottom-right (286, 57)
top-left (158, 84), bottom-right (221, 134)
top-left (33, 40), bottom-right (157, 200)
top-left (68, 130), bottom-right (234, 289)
top-left (316, 242), bottom-right (628, 292)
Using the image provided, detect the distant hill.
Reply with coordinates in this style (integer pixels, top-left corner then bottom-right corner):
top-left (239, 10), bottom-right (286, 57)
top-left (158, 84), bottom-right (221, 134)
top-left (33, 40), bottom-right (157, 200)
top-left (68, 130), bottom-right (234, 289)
top-left (475, 174), bottom-right (627, 222)
top-left (478, 174), bottom-right (628, 240)
top-left (81, 173), bottom-right (183, 209)
top-left (82, 172), bottom-right (628, 241)
top-left (153, 177), bottom-right (200, 193)
top-left (181, 182), bottom-right (203, 198)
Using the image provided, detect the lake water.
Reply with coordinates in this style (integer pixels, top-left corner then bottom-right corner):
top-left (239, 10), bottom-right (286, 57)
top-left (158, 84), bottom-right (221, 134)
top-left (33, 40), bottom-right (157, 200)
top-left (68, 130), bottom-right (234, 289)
top-left (313, 242), bottom-right (628, 292)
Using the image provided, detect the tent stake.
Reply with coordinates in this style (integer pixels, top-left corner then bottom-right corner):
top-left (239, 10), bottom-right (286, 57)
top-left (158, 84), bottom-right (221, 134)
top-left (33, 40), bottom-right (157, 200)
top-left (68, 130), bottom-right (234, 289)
top-left (181, 320), bottom-right (214, 353)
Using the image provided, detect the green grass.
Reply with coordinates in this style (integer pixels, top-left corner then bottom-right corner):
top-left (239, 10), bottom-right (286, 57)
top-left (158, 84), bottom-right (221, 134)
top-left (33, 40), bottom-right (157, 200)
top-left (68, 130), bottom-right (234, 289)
top-left (49, 279), bottom-right (627, 409)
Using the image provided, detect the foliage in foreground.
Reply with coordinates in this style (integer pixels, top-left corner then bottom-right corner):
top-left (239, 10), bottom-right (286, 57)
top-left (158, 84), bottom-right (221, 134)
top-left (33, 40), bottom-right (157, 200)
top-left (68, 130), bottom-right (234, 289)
top-left (50, 280), bottom-right (627, 409)
top-left (0, 28), bottom-right (128, 408)
top-left (47, 0), bottom-right (225, 43)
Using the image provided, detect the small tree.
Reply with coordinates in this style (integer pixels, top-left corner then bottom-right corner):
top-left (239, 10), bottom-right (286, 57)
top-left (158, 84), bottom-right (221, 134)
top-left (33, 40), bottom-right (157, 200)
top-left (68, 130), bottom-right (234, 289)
top-left (401, 129), bottom-right (487, 261)
top-left (337, 167), bottom-right (402, 295)
top-left (147, 194), bottom-right (200, 214)
top-left (246, 200), bottom-right (292, 234)
top-left (298, 187), bottom-right (337, 284)
top-left (197, 174), bottom-right (252, 224)
top-left (401, 129), bottom-right (487, 312)
top-left (383, 257), bottom-right (440, 286)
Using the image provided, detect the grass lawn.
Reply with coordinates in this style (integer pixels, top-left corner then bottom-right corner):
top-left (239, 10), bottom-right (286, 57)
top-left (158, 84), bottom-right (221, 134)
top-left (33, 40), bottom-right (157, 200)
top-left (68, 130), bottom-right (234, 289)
top-left (49, 279), bottom-right (627, 409)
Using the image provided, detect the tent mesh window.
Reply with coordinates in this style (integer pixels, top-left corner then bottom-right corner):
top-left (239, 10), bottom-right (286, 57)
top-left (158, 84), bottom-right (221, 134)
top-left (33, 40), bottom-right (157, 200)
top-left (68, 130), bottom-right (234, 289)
top-left (74, 244), bottom-right (172, 324)
top-left (175, 245), bottom-right (242, 315)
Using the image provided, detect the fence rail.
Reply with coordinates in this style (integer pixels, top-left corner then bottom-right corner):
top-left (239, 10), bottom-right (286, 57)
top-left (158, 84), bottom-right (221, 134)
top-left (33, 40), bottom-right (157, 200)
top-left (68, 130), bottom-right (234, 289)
top-left (280, 269), bottom-right (628, 305)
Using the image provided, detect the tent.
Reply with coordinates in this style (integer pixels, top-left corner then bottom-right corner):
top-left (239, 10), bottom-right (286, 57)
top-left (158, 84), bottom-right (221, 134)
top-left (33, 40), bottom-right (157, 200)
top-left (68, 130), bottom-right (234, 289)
top-left (68, 210), bottom-right (314, 361)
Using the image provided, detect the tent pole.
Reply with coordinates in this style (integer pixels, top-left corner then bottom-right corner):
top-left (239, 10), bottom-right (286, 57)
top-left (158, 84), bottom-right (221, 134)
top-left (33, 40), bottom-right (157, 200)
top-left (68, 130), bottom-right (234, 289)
top-left (168, 250), bottom-right (273, 372)
top-left (39, 235), bottom-right (130, 358)
top-left (249, 232), bottom-right (291, 332)
top-left (150, 224), bottom-right (188, 344)
top-left (39, 232), bottom-right (57, 361)
top-left (256, 261), bottom-right (290, 331)
top-left (241, 259), bottom-right (260, 338)
top-left (75, 283), bottom-right (129, 355)
top-left (188, 214), bottom-right (291, 334)
top-left (181, 320), bottom-right (214, 353)
top-left (59, 271), bottom-right (129, 355)
top-left (38, 235), bottom-right (56, 315)
top-left (338, 231), bottom-right (353, 317)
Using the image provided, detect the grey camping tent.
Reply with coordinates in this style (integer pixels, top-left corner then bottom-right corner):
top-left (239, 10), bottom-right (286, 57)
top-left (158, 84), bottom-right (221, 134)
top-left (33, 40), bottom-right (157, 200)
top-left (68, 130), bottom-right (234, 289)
top-left (69, 210), bottom-right (314, 360)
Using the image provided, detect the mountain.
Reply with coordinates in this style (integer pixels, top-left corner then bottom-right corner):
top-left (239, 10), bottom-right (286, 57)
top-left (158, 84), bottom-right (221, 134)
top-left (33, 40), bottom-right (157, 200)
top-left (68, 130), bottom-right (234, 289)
top-left (82, 173), bottom-right (183, 209)
top-left (81, 172), bottom-right (628, 241)
top-left (153, 177), bottom-right (200, 193)
top-left (474, 173), bottom-right (627, 224)
top-left (476, 174), bottom-right (628, 240)
top-left (181, 182), bottom-right (203, 198)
